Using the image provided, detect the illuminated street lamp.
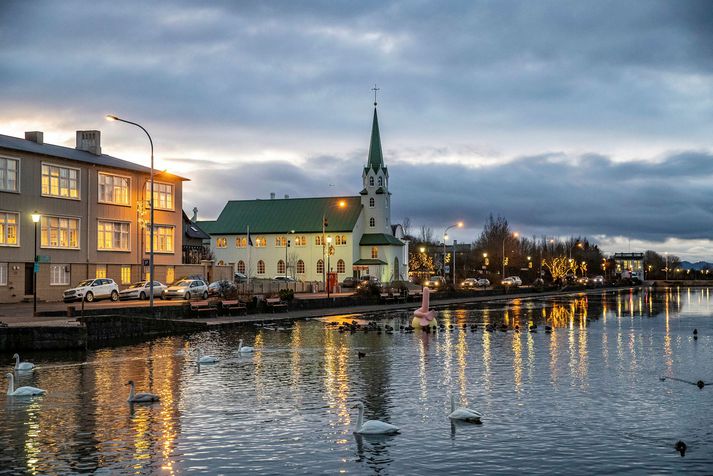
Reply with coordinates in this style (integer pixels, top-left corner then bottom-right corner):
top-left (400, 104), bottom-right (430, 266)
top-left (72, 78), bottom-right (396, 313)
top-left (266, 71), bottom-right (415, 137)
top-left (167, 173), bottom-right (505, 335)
top-left (322, 200), bottom-right (347, 293)
top-left (443, 221), bottom-right (464, 284)
top-left (31, 211), bottom-right (41, 316)
top-left (326, 236), bottom-right (333, 298)
top-left (106, 114), bottom-right (156, 316)
top-left (502, 232), bottom-right (519, 278)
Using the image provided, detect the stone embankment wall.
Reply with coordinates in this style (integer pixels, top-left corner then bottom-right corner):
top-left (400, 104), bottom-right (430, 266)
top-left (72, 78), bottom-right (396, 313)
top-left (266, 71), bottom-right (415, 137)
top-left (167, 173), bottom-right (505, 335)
top-left (80, 315), bottom-right (208, 347)
top-left (0, 326), bottom-right (87, 351)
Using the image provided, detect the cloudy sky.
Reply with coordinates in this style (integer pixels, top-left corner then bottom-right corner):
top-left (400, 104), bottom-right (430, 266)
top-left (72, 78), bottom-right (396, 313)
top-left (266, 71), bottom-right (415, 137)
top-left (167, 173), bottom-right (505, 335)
top-left (2, 1), bottom-right (712, 259)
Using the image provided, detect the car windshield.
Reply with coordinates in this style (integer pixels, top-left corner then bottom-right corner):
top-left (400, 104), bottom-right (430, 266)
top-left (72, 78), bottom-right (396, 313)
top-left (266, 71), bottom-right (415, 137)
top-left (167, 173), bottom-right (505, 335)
top-left (174, 280), bottom-right (191, 287)
top-left (128, 282), bottom-right (147, 289)
top-left (77, 280), bottom-right (94, 287)
top-left (429, 276), bottom-right (440, 281)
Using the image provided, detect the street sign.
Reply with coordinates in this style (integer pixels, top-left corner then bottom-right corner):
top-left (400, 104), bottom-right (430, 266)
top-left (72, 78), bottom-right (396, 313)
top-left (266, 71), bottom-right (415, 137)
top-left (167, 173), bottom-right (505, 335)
top-left (37, 255), bottom-right (51, 263)
top-left (143, 259), bottom-right (150, 266)
top-left (445, 266), bottom-right (450, 273)
top-left (33, 263), bottom-right (40, 273)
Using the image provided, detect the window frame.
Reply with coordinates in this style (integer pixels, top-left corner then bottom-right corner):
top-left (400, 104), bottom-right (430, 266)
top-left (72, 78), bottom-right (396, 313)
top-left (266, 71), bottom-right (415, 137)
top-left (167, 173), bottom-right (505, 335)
top-left (145, 181), bottom-right (175, 211)
top-left (40, 215), bottom-right (80, 250)
top-left (216, 237), bottom-right (228, 248)
top-left (369, 217), bottom-right (375, 228)
top-left (316, 259), bottom-right (324, 274)
top-left (145, 224), bottom-right (175, 254)
top-left (0, 211), bottom-right (20, 247)
top-left (236, 236), bottom-right (247, 248)
top-left (237, 260), bottom-right (246, 274)
top-left (0, 156), bottom-right (20, 193)
top-left (257, 260), bottom-right (265, 275)
top-left (97, 171), bottom-right (131, 206)
top-left (120, 265), bottom-right (131, 285)
top-left (371, 246), bottom-right (378, 259)
top-left (49, 264), bottom-right (70, 286)
top-left (296, 259), bottom-right (305, 274)
top-left (97, 219), bottom-right (131, 252)
top-left (0, 262), bottom-right (7, 286)
top-left (337, 259), bottom-right (345, 274)
top-left (277, 259), bottom-right (286, 274)
top-left (41, 162), bottom-right (81, 200)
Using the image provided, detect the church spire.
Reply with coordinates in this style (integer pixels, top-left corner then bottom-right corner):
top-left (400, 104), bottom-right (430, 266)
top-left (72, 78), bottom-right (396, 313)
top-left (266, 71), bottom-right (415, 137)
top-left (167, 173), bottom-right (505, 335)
top-left (366, 106), bottom-right (385, 172)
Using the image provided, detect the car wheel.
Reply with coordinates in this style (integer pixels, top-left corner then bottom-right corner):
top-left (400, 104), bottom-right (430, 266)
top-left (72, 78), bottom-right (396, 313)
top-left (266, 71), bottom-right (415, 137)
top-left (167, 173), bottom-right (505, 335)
top-left (162, 295), bottom-right (169, 300)
top-left (202, 291), bottom-right (208, 299)
top-left (110, 290), bottom-right (119, 302)
top-left (185, 292), bottom-right (191, 300)
top-left (85, 292), bottom-right (94, 302)
top-left (139, 291), bottom-right (146, 300)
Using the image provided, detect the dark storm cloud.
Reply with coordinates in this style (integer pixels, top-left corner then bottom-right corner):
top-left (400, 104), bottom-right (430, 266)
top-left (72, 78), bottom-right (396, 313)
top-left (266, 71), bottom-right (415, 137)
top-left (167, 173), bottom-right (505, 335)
top-left (185, 148), bottom-right (713, 244)
top-left (2, 0), bottom-right (713, 253)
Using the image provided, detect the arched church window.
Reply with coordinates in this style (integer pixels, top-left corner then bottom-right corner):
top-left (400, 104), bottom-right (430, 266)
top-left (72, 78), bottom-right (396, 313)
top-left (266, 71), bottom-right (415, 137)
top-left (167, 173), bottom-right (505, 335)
top-left (369, 197), bottom-right (375, 208)
top-left (237, 260), bottom-right (245, 274)
top-left (378, 177), bottom-right (383, 186)
top-left (337, 259), bottom-right (345, 273)
top-left (296, 260), bottom-right (305, 274)
top-left (257, 260), bottom-right (265, 274)
top-left (369, 176), bottom-right (374, 187)
top-left (317, 259), bottom-right (324, 274)
top-left (369, 217), bottom-right (375, 227)
top-left (371, 247), bottom-right (378, 259)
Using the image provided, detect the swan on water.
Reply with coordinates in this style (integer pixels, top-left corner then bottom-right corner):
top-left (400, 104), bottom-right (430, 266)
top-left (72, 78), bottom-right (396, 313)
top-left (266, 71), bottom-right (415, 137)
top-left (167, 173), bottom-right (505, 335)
top-left (197, 349), bottom-right (219, 364)
top-left (448, 394), bottom-right (482, 423)
top-left (238, 339), bottom-right (254, 353)
top-left (126, 380), bottom-right (160, 403)
top-left (352, 401), bottom-right (400, 435)
top-left (5, 373), bottom-right (45, 397)
top-left (12, 353), bottom-right (34, 371)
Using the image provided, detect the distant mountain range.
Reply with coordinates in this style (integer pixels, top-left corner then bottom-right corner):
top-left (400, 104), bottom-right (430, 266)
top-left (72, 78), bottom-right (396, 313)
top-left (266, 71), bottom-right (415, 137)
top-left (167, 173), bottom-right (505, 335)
top-left (679, 261), bottom-right (713, 271)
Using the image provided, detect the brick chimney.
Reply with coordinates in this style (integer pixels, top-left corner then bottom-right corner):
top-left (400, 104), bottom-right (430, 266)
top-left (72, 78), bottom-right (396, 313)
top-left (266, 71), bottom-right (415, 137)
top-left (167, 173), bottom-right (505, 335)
top-left (24, 131), bottom-right (44, 144)
top-left (76, 130), bottom-right (101, 155)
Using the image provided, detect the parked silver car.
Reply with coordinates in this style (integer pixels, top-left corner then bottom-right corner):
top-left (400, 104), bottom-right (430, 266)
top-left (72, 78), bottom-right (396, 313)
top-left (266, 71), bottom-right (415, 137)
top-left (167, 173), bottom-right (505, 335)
top-left (63, 278), bottom-right (119, 303)
top-left (119, 281), bottom-right (167, 300)
top-left (161, 279), bottom-right (208, 300)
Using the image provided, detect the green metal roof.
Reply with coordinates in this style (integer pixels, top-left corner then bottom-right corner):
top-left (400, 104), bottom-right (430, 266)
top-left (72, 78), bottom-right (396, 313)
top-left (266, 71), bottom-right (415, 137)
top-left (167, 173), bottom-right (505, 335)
top-left (359, 233), bottom-right (404, 246)
top-left (354, 258), bottom-right (388, 265)
top-left (365, 108), bottom-right (387, 174)
top-left (197, 196), bottom-right (363, 234)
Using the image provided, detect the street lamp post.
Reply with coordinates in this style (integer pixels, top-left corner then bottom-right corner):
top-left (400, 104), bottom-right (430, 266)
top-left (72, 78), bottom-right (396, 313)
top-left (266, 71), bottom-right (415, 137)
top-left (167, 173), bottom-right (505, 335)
top-left (326, 236), bottom-right (333, 298)
top-left (502, 232), bottom-right (519, 279)
top-left (443, 221), bottom-right (463, 282)
top-left (31, 211), bottom-right (41, 316)
top-left (322, 200), bottom-right (346, 293)
top-left (106, 114), bottom-right (155, 316)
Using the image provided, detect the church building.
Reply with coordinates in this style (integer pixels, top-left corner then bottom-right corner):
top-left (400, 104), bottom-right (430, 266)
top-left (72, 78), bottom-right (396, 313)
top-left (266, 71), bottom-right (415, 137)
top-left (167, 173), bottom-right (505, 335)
top-left (197, 104), bottom-right (409, 284)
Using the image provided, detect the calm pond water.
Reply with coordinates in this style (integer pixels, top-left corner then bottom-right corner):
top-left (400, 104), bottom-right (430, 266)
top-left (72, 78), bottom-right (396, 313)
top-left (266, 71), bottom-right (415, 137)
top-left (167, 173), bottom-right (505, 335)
top-left (1, 287), bottom-right (712, 475)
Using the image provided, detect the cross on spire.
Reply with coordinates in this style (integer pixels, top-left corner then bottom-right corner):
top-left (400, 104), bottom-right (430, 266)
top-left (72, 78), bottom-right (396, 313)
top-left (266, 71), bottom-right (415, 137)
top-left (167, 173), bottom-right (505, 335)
top-left (372, 84), bottom-right (380, 106)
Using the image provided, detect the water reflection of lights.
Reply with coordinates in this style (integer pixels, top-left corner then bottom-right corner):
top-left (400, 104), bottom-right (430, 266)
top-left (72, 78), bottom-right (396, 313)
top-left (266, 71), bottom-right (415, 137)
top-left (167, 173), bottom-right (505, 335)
top-left (482, 329), bottom-right (492, 392)
top-left (290, 322), bottom-right (303, 401)
top-left (323, 327), bottom-right (350, 427)
top-left (512, 329), bottom-right (523, 393)
top-left (253, 333), bottom-right (266, 399)
top-left (456, 330), bottom-right (469, 404)
top-left (549, 325), bottom-right (559, 383)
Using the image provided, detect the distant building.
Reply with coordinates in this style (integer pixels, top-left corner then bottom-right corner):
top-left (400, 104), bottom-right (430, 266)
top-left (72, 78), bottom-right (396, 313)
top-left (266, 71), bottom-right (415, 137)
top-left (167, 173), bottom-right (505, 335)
top-left (182, 208), bottom-right (211, 264)
top-left (612, 252), bottom-right (644, 281)
top-left (0, 130), bottom-right (187, 302)
top-left (197, 105), bottom-right (409, 284)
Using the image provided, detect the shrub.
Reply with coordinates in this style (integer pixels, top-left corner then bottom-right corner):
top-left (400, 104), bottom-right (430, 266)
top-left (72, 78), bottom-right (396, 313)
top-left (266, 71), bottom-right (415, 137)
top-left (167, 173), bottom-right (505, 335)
top-left (278, 288), bottom-right (295, 301)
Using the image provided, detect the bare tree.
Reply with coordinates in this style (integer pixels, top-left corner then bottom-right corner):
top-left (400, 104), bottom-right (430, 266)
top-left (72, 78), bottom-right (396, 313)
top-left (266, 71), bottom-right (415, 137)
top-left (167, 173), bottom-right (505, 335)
top-left (419, 225), bottom-right (434, 244)
top-left (401, 216), bottom-right (412, 238)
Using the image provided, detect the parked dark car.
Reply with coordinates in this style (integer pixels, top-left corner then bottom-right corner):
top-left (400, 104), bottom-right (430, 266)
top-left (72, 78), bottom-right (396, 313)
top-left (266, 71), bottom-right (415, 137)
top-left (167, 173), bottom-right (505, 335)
top-left (208, 280), bottom-right (237, 297)
top-left (342, 276), bottom-right (358, 288)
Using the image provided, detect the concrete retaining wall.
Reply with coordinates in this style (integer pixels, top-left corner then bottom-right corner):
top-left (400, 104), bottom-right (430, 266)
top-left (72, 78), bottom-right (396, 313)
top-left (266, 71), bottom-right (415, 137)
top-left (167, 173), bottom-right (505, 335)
top-left (0, 326), bottom-right (87, 351)
top-left (80, 314), bottom-right (208, 346)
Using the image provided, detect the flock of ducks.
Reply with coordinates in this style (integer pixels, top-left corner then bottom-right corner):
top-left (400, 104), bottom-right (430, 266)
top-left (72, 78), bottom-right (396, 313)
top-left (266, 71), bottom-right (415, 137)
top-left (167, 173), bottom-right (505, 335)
top-left (327, 319), bottom-right (553, 335)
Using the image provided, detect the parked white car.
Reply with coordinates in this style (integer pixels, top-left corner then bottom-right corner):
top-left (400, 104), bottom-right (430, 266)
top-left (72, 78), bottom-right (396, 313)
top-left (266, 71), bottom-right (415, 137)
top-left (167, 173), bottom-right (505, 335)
top-left (460, 278), bottom-right (479, 289)
top-left (501, 277), bottom-right (519, 287)
top-left (119, 281), bottom-right (167, 300)
top-left (63, 278), bottom-right (120, 303)
top-left (477, 278), bottom-right (490, 288)
top-left (161, 279), bottom-right (208, 300)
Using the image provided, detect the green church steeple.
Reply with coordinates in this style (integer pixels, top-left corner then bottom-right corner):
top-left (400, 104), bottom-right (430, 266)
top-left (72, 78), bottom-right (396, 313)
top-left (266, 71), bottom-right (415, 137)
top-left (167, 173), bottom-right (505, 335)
top-left (366, 107), bottom-right (387, 173)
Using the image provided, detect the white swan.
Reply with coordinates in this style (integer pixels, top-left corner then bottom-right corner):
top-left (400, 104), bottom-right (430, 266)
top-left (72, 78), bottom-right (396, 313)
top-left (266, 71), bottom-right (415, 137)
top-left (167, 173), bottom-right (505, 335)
top-left (12, 353), bottom-right (34, 371)
top-left (352, 401), bottom-right (400, 435)
top-left (238, 339), bottom-right (254, 353)
top-left (126, 380), bottom-right (160, 403)
top-left (197, 349), bottom-right (219, 364)
top-left (448, 394), bottom-right (482, 423)
top-left (5, 373), bottom-right (45, 397)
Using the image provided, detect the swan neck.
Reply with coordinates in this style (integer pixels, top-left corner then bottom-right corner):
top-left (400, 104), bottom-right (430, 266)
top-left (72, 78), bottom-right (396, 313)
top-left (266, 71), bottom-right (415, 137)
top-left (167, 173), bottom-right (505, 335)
top-left (356, 405), bottom-right (364, 431)
top-left (14, 354), bottom-right (19, 366)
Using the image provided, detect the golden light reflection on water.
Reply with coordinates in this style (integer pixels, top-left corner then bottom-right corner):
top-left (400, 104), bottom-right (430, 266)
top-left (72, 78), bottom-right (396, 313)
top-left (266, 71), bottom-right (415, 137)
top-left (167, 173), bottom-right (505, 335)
top-left (323, 325), bottom-right (351, 428)
top-left (456, 329), bottom-right (469, 404)
top-left (512, 329), bottom-right (522, 393)
top-left (290, 321), bottom-right (303, 404)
